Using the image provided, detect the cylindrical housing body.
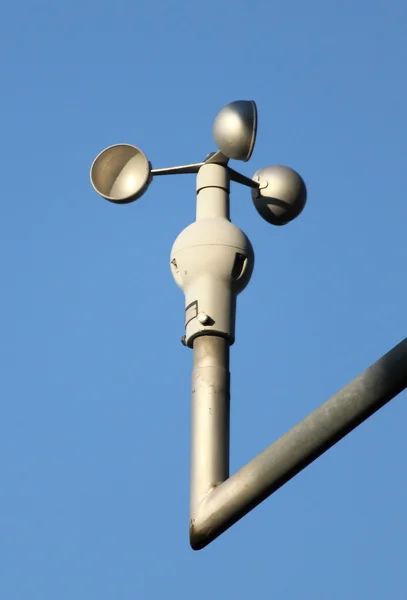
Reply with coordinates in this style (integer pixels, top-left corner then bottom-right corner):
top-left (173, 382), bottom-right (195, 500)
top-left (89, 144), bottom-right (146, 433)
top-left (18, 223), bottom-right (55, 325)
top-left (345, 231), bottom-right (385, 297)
top-left (196, 163), bottom-right (230, 220)
top-left (170, 163), bottom-right (254, 347)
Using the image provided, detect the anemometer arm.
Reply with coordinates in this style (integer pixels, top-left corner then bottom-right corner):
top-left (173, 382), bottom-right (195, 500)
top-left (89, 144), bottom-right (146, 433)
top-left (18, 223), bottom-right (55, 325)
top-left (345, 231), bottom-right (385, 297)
top-left (227, 167), bottom-right (260, 189)
top-left (151, 161), bottom-right (260, 190)
top-left (151, 163), bottom-right (204, 176)
top-left (189, 336), bottom-right (407, 550)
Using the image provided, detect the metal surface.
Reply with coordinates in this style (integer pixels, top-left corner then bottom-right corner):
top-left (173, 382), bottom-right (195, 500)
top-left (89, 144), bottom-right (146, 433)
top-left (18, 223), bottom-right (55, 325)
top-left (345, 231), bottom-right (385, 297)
top-left (151, 163), bottom-right (204, 176)
top-left (190, 336), bottom-right (230, 516)
top-left (213, 100), bottom-right (258, 162)
top-left (190, 337), bottom-right (407, 550)
top-left (204, 150), bottom-right (230, 165)
top-left (196, 163), bottom-right (230, 220)
top-left (170, 163), bottom-right (254, 347)
top-left (228, 166), bottom-right (260, 189)
top-left (90, 144), bottom-right (151, 203)
top-left (251, 164), bottom-right (307, 226)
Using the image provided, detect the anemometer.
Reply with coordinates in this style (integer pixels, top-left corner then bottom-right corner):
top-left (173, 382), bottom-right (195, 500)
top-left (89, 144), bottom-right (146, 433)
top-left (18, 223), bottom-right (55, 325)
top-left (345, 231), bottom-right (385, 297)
top-left (90, 101), bottom-right (407, 550)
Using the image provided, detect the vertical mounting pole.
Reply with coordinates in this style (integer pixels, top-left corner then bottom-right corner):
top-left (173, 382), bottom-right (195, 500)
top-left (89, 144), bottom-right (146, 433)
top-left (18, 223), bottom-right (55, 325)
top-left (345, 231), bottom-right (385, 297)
top-left (190, 336), bottom-right (230, 517)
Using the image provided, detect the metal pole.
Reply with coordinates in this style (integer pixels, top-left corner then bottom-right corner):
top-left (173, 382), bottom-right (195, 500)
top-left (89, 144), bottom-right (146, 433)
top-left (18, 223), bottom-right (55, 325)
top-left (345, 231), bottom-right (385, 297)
top-left (190, 336), bottom-right (230, 517)
top-left (190, 337), bottom-right (407, 550)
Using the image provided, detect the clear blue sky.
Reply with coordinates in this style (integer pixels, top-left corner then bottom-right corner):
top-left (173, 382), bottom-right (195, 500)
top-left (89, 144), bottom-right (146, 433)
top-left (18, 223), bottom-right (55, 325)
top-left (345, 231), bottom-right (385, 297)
top-left (1, 0), bottom-right (407, 597)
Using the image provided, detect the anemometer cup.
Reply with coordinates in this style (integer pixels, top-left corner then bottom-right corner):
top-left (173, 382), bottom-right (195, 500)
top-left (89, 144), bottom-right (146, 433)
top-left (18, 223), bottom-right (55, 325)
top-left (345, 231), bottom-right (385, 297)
top-left (90, 144), bottom-right (152, 204)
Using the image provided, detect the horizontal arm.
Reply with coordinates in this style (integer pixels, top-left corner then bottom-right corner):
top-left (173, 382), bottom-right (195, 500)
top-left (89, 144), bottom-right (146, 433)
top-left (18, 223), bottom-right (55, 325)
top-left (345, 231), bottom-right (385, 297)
top-left (190, 337), bottom-right (407, 550)
top-left (151, 161), bottom-right (259, 190)
top-left (151, 163), bottom-right (204, 176)
top-left (227, 166), bottom-right (260, 189)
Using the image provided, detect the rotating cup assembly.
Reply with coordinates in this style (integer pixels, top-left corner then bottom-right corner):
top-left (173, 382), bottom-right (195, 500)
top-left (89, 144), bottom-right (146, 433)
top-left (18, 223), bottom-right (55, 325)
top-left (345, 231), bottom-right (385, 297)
top-left (90, 101), bottom-right (307, 347)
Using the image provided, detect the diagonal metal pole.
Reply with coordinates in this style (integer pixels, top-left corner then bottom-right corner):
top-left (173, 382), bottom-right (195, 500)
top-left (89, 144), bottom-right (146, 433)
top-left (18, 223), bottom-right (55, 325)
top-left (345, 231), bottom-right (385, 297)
top-left (190, 336), bottom-right (407, 550)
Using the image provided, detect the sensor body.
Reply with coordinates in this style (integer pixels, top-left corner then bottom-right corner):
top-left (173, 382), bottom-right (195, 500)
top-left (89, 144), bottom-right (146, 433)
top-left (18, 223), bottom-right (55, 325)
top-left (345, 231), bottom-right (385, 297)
top-left (170, 163), bottom-right (254, 347)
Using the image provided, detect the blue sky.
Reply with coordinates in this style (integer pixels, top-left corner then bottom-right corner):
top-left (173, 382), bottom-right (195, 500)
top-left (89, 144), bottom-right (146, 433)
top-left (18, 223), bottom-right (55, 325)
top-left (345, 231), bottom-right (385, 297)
top-left (1, 0), bottom-right (407, 597)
